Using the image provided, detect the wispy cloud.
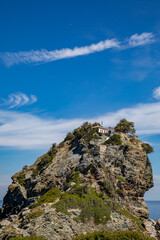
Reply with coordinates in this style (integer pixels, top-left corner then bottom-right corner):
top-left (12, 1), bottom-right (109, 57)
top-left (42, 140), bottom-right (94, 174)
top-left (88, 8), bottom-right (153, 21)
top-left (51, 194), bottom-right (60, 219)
top-left (0, 39), bottom-right (119, 67)
top-left (0, 110), bottom-right (83, 149)
top-left (153, 86), bottom-right (160, 100)
top-left (0, 32), bottom-right (155, 67)
top-left (1, 92), bottom-right (37, 109)
top-left (128, 32), bottom-right (155, 47)
top-left (1, 95), bottom-right (160, 149)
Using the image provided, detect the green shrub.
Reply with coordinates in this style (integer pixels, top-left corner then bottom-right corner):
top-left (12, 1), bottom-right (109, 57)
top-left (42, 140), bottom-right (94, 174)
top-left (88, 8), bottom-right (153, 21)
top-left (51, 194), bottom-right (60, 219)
top-left (142, 143), bottom-right (154, 154)
top-left (52, 186), bottom-right (110, 224)
top-left (36, 155), bottom-right (52, 172)
top-left (73, 122), bottom-right (100, 143)
top-left (70, 185), bottom-right (89, 197)
top-left (64, 122), bottom-right (101, 145)
top-left (115, 119), bottom-right (136, 135)
top-left (31, 169), bottom-right (39, 178)
top-left (101, 179), bottom-right (115, 198)
top-left (64, 132), bottom-right (76, 141)
top-left (17, 174), bottom-right (26, 186)
top-left (73, 230), bottom-right (154, 240)
top-left (10, 235), bottom-right (47, 240)
top-left (58, 141), bottom-right (65, 148)
top-left (104, 134), bottom-right (122, 145)
top-left (28, 210), bottom-right (44, 219)
top-left (31, 187), bottom-right (62, 208)
top-left (66, 170), bottom-right (81, 186)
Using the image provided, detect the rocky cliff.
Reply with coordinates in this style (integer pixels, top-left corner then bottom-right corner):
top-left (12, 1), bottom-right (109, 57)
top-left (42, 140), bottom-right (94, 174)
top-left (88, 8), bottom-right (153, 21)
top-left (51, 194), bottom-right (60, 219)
top-left (0, 122), bottom-right (154, 239)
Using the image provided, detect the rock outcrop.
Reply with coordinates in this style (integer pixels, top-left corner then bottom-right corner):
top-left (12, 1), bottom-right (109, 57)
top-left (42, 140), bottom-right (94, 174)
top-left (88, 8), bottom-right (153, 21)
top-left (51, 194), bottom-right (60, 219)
top-left (0, 122), bottom-right (154, 239)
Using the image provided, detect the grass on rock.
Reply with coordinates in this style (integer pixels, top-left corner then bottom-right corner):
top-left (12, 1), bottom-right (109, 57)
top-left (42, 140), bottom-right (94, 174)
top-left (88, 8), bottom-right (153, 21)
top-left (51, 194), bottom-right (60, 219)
top-left (17, 174), bottom-right (26, 186)
top-left (52, 186), bottom-right (111, 225)
top-left (28, 210), bottom-right (44, 219)
top-left (31, 187), bottom-right (62, 208)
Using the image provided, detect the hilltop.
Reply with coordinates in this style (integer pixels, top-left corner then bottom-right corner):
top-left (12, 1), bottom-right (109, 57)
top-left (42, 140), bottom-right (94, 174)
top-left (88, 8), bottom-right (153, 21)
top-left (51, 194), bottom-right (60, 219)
top-left (0, 121), bottom-right (156, 239)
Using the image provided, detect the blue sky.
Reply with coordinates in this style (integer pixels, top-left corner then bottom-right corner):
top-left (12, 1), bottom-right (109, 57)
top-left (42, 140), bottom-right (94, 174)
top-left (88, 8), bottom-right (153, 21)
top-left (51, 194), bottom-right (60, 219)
top-left (0, 0), bottom-right (160, 200)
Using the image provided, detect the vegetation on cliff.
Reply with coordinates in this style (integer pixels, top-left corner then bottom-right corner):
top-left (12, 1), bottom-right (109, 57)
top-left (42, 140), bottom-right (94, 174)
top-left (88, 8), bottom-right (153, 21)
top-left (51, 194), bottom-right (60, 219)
top-left (17, 174), bottom-right (26, 186)
top-left (115, 119), bottom-right (136, 135)
top-left (31, 187), bottom-right (62, 208)
top-left (104, 134), bottom-right (122, 145)
top-left (28, 210), bottom-right (45, 219)
top-left (53, 185), bottom-right (111, 224)
top-left (65, 122), bottom-right (100, 144)
top-left (142, 143), bottom-right (154, 154)
top-left (9, 231), bottom-right (155, 240)
top-left (73, 230), bottom-right (154, 240)
top-left (36, 143), bottom-right (57, 173)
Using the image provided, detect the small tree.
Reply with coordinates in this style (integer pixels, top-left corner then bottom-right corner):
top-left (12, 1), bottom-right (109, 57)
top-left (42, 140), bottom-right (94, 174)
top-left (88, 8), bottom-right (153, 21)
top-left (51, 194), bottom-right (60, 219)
top-left (142, 143), bottom-right (154, 154)
top-left (115, 119), bottom-right (136, 135)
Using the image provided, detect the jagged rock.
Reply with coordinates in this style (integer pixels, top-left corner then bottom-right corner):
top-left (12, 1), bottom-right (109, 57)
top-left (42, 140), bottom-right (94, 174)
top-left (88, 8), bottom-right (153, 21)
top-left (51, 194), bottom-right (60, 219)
top-left (0, 124), bottom-right (154, 239)
top-left (0, 219), bottom-right (10, 228)
top-left (143, 219), bottom-right (158, 239)
top-left (155, 218), bottom-right (160, 230)
top-left (8, 215), bottom-right (17, 222)
top-left (2, 185), bottom-right (27, 218)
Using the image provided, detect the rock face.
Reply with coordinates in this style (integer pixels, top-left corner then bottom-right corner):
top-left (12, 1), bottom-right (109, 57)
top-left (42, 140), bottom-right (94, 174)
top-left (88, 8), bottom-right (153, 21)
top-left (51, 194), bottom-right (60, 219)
top-left (0, 123), bottom-right (154, 239)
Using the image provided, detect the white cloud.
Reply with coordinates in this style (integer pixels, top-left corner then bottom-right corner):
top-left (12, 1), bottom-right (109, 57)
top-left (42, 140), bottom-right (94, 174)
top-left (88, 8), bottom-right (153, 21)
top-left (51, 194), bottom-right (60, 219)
top-left (0, 109), bottom-right (83, 149)
top-left (128, 32), bottom-right (155, 47)
top-left (0, 32), bottom-right (155, 67)
top-left (1, 92), bottom-right (37, 109)
top-left (153, 86), bottom-right (160, 100)
top-left (1, 99), bottom-right (160, 149)
top-left (0, 39), bottom-right (119, 67)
